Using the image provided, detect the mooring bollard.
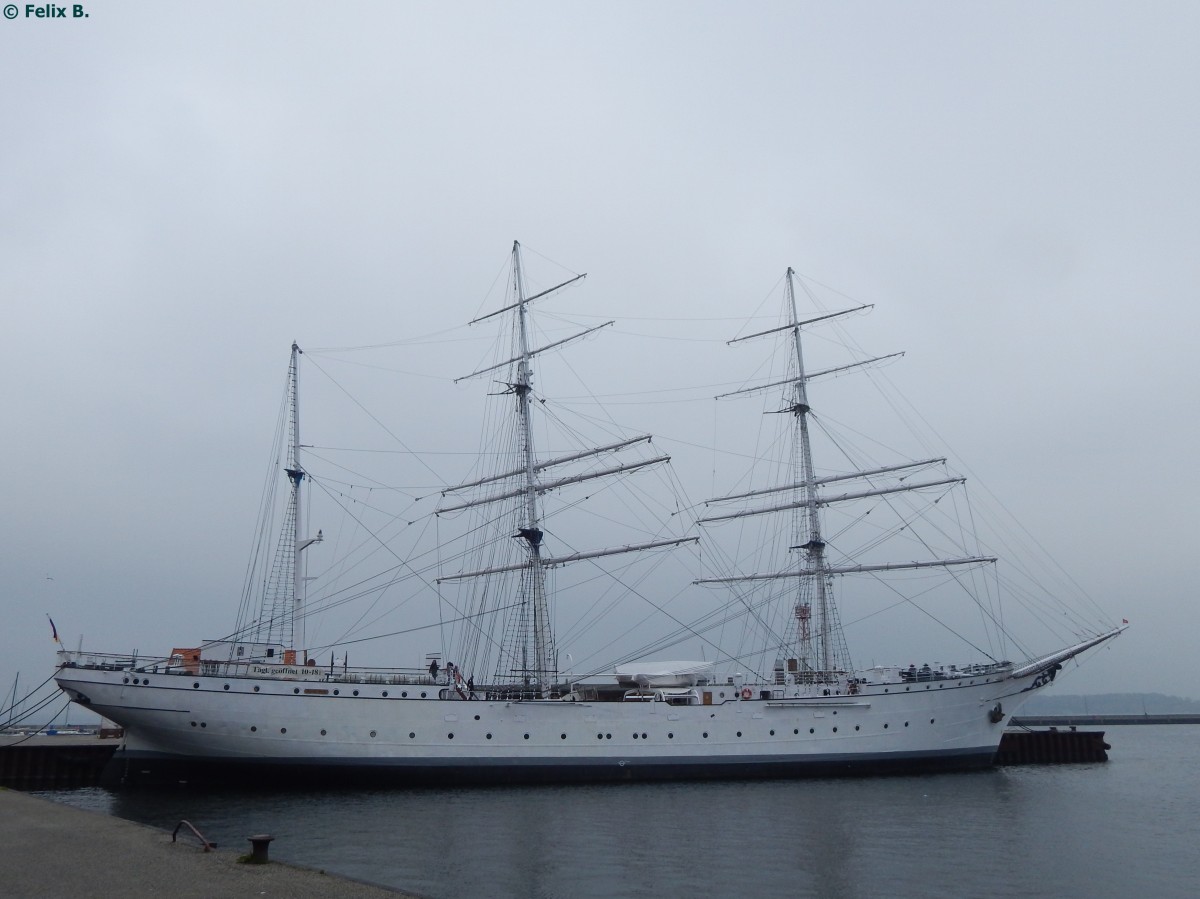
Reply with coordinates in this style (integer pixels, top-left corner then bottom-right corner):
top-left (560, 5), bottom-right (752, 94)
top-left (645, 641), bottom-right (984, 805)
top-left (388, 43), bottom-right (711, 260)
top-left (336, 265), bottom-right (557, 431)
top-left (247, 834), bottom-right (275, 864)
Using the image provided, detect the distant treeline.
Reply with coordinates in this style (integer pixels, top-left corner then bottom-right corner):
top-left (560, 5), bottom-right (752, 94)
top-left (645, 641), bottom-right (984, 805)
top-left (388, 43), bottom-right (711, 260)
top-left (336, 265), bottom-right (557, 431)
top-left (1022, 693), bottom-right (1200, 716)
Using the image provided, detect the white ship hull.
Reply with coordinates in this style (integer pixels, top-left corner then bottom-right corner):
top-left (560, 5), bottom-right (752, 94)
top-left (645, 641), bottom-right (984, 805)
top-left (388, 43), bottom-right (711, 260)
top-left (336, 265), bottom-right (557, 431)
top-left (55, 662), bottom-right (1054, 786)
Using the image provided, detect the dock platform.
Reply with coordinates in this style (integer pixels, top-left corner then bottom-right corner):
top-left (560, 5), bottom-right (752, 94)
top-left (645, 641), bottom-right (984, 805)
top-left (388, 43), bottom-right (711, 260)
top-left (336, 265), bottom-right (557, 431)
top-left (997, 727), bottom-right (1110, 764)
top-left (0, 734), bottom-right (118, 789)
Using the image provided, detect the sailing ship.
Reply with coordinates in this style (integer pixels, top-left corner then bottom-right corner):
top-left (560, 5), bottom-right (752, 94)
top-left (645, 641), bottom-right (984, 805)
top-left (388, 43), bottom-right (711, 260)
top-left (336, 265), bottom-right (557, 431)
top-left (54, 244), bottom-right (1123, 786)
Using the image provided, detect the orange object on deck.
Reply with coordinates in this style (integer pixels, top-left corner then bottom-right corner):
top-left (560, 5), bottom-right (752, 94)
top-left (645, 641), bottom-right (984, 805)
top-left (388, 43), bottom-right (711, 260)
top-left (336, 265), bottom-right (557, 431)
top-left (169, 648), bottom-right (201, 675)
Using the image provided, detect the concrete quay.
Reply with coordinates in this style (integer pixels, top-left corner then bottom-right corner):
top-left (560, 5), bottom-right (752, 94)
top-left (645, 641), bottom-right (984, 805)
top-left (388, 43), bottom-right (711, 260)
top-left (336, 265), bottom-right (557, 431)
top-left (0, 788), bottom-right (419, 899)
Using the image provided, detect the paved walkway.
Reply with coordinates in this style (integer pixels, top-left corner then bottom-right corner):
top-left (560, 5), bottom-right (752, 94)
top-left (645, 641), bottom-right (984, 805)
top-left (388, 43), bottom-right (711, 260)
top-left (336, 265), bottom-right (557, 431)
top-left (0, 788), bottom-right (420, 898)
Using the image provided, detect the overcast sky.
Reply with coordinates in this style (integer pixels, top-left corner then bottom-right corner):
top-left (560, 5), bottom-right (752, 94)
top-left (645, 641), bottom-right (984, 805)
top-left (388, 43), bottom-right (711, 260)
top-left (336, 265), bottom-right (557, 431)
top-left (3, 1), bottom-right (1197, 716)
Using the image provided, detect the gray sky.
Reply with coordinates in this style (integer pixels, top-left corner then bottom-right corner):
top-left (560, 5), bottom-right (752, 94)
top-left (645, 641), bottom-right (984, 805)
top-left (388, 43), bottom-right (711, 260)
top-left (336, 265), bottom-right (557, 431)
top-left (3, 1), bottom-right (1197, 711)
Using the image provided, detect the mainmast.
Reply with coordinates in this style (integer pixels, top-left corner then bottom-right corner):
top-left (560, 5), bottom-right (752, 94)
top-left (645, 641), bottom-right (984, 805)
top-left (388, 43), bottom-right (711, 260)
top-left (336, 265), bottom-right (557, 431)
top-left (511, 242), bottom-right (557, 694)
top-left (439, 242), bottom-right (696, 695)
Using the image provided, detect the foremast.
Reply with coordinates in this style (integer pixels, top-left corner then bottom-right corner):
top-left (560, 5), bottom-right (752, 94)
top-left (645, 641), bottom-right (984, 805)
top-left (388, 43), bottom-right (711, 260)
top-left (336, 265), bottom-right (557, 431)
top-left (697, 269), bottom-right (993, 685)
top-left (782, 268), bottom-right (840, 677)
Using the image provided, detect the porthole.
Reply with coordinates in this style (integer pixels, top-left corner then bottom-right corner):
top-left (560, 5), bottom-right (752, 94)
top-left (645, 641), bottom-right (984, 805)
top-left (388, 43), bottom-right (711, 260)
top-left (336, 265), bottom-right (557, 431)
top-left (905, 686), bottom-right (910, 692)
top-left (633, 733), bottom-right (639, 740)
top-left (736, 731), bottom-right (742, 738)
top-left (401, 691), bottom-right (408, 697)
top-left (123, 677), bottom-right (129, 684)
top-left (855, 725), bottom-right (860, 731)
top-left (597, 733), bottom-right (603, 740)
top-left (832, 710), bottom-right (838, 715)
top-left (382, 691), bottom-right (388, 697)
top-left (668, 733), bottom-right (674, 739)
top-left (930, 718), bottom-right (935, 724)
top-left (253, 686), bottom-right (260, 693)
top-left (193, 683), bottom-right (199, 689)
top-left (809, 728), bottom-right (815, 734)
top-left (606, 733), bottom-right (612, 739)
top-left (833, 727), bottom-right (838, 733)
top-left (642, 732), bottom-right (647, 739)
top-left (448, 733), bottom-right (454, 740)
top-left (703, 732), bottom-right (708, 738)
top-left (370, 730), bottom-right (377, 738)
top-left (409, 732), bottom-right (415, 739)
top-left (280, 727), bottom-right (287, 734)
top-left (333, 690), bottom-right (340, 696)
top-left (925, 685), bottom-right (930, 690)
top-left (420, 692), bottom-right (427, 698)
top-left (320, 729), bottom-right (327, 736)
top-left (293, 688), bottom-right (299, 694)
top-left (793, 729), bottom-right (799, 735)
top-left (223, 684), bottom-right (230, 691)
top-left (143, 679), bottom-right (150, 685)
top-left (884, 688), bottom-right (889, 693)
top-left (486, 733), bottom-right (492, 739)
top-left (353, 690), bottom-right (359, 696)
top-left (190, 721), bottom-right (197, 727)
top-left (884, 723), bottom-right (889, 729)
top-left (904, 721), bottom-right (909, 727)
top-left (560, 733), bottom-right (567, 740)
top-left (523, 733), bottom-right (530, 740)
top-left (250, 726), bottom-right (257, 732)
top-left (200, 722), bottom-right (206, 728)
top-left (474, 715), bottom-right (480, 721)
top-left (769, 730), bottom-right (775, 736)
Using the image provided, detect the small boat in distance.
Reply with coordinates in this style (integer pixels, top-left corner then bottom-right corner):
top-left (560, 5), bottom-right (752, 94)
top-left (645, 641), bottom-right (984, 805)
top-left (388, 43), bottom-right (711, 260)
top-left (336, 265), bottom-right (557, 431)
top-left (54, 244), bottom-right (1124, 786)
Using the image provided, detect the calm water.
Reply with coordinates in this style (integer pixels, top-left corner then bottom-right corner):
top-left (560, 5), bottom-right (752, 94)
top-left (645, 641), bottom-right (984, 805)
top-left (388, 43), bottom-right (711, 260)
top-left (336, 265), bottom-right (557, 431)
top-left (38, 726), bottom-right (1200, 899)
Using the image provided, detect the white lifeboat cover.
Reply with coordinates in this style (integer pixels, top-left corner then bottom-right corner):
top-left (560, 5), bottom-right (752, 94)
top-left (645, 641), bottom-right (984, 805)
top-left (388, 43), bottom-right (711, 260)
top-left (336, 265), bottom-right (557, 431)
top-left (613, 660), bottom-right (714, 686)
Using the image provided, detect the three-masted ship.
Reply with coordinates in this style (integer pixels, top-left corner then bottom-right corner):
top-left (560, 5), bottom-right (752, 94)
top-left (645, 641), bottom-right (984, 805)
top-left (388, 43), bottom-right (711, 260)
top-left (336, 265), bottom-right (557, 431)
top-left (54, 247), bottom-right (1122, 786)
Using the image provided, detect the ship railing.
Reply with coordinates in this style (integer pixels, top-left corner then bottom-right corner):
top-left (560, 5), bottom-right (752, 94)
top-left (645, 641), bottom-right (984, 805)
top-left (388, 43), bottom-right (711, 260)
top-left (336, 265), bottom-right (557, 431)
top-left (786, 670), bottom-right (848, 686)
top-left (325, 668), bottom-right (438, 686)
top-left (56, 650), bottom-right (397, 680)
top-left (192, 659), bottom-right (438, 685)
top-left (57, 649), bottom-right (451, 687)
top-left (863, 661), bottom-right (1016, 684)
top-left (326, 670), bottom-right (413, 683)
top-left (485, 687), bottom-right (556, 702)
top-left (56, 650), bottom-right (174, 672)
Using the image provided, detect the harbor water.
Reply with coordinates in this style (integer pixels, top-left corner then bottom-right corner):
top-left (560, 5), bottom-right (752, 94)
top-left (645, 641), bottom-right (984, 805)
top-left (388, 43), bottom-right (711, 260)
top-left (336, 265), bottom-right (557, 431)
top-left (37, 725), bottom-right (1199, 899)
